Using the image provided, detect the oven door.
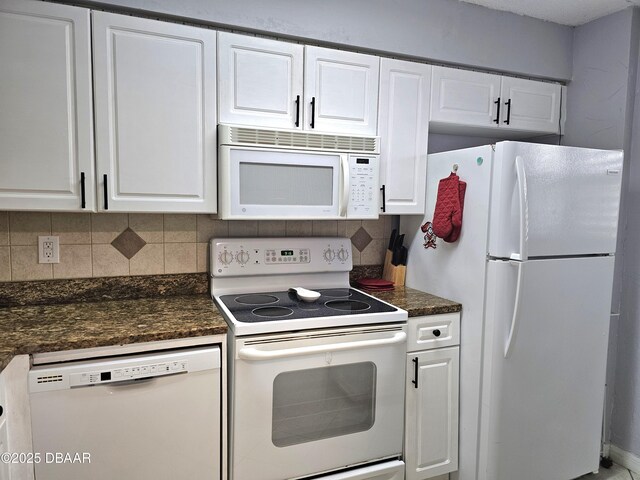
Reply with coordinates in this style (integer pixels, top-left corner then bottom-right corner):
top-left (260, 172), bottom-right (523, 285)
top-left (219, 146), bottom-right (348, 220)
top-left (231, 324), bottom-right (407, 480)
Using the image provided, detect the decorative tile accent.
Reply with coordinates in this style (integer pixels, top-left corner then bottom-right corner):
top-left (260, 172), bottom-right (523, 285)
top-left (111, 228), bottom-right (146, 259)
top-left (165, 243), bottom-right (197, 274)
top-left (91, 213), bottom-right (128, 244)
top-left (164, 214), bottom-right (196, 243)
top-left (351, 226), bottom-right (372, 252)
top-left (129, 214), bottom-right (163, 243)
top-left (92, 244), bottom-right (129, 277)
top-left (9, 212), bottom-right (51, 245)
top-left (130, 244), bottom-right (164, 276)
top-left (53, 245), bottom-right (92, 279)
top-left (10, 245), bottom-right (52, 280)
top-left (52, 213), bottom-right (91, 244)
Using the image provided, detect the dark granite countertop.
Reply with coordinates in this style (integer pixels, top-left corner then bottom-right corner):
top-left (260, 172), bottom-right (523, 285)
top-left (0, 294), bottom-right (227, 372)
top-left (364, 286), bottom-right (461, 317)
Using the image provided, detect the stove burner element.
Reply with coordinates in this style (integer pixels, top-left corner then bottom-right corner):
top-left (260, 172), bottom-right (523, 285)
top-left (236, 294), bottom-right (279, 305)
top-left (321, 289), bottom-right (352, 298)
top-left (325, 300), bottom-right (371, 312)
top-left (252, 306), bottom-right (294, 318)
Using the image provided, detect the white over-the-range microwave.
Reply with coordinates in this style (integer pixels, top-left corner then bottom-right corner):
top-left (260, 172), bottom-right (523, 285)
top-left (218, 124), bottom-right (381, 220)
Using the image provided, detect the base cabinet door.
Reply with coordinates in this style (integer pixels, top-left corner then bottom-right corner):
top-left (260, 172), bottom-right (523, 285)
top-left (500, 77), bottom-right (561, 134)
top-left (378, 59), bottom-right (431, 215)
top-left (405, 347), bottom-right (459, 480)
top-left (0, 0), bottom-right (95, 211)
top-left (92, 12), bottom-right (217, 213)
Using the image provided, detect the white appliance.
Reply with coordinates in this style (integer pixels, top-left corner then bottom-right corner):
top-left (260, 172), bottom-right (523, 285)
top-left (401, 142), bottom-right (623, 480)
top-left (29, 346), bottom-right (222, 480)
top-left (218, 124), bottom-right (381, 220)
top-left (210, 237), bottom-right (407, 480)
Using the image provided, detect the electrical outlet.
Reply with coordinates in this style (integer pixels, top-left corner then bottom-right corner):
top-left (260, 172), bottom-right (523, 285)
top-left (38, 236), bottom-right (60, 264)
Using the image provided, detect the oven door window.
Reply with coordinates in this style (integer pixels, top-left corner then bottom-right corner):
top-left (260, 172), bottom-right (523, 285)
top-left (272, 362), bottom-right (376, 447)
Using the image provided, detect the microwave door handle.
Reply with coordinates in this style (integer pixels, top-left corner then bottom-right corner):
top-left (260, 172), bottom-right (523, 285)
top-left (238, 331), bottom-right (407, 361)
top-left (340, 156), bottom-right (350, 217)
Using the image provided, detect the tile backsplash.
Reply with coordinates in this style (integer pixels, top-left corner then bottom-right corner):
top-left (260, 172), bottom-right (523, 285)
top-left (0, 212), bottom-right (394, 282)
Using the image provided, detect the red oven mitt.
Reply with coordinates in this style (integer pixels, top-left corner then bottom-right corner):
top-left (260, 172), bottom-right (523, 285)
top-left (432, 173), bottom-right (466, 243)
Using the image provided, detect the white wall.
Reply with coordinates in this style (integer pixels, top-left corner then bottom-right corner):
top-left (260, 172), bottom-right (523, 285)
top-left (562, 6), bottom-right (640, 457)
top-left (76, 0), bottom-right (573, 81)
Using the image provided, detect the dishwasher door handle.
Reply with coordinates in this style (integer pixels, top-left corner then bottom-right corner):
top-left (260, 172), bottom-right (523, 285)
top-left (238, 331), bottom-right (407, 361)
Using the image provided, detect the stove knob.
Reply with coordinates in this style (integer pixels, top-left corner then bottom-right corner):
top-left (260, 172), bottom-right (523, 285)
top-left (323, 248), bottom-right (336, 262)
top-left (337, 248), bottom-right (349, 262)
top-left (236, 250), bottom-right (250, 265)
top-left (218, 250), bottom-right (234, 265)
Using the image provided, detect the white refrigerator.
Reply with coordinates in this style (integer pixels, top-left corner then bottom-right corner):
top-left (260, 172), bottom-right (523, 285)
top-left (401, 142), bottom-right (623, 480)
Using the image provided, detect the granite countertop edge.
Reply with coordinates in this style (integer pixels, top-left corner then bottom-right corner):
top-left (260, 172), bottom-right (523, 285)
top-left (0, 285), bottom-right (460, 373)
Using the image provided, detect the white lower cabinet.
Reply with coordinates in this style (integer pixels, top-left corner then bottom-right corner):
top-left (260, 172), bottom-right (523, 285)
top-left (405, 314), bottom-right (460, 480)
top-left (92, 11), bottom-right (217, 213)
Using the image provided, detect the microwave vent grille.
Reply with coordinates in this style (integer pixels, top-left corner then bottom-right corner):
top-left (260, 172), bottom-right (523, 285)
top-left (227, 126), bottom-right (378, 153)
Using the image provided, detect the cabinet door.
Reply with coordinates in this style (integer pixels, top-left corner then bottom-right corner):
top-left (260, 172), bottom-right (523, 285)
top-left (93, 12), bottom-right (217, 213)
top-left (0, 0), bottom-right (95, 211)
top-left (500, 77), bottom-right (561, 134)
top-left (405, 348), bottom-right (459, 480)
top-left (218, 33), bottom-right (304, 129)
top-left (304, 46), bottom-right (379, 135)
top-left (378, 59), bottom-right (430, 215)
top-left (430, 66), bottom-right (501, 128)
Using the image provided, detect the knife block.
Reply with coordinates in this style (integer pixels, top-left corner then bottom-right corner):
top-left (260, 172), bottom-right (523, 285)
top-left (382, 250), bottom-right (406, 287)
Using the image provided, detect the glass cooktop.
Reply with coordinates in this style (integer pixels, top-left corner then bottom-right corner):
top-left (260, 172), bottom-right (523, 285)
top-left (217, 288), bottom-right (398, 323)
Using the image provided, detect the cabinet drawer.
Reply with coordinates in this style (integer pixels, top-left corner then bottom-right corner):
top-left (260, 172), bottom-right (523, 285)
top-left (407, 313), bottom-right (459, 352)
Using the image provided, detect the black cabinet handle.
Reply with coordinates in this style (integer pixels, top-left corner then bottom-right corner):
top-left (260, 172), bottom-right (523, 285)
top-left (412, 357), bottom-right (419, 389)
top-left (295, 95), bottom-right (300, 127)
top-left (310, 97), bottom-right (316, 129)
top-left (504, 99), bottom-right (512, 125)
top-left (493, 97), bottom-right (501, 124)
top-left (103, 174), bottom-right (109, 210)
top-left (433, 329), bottom-right (441, 337)
top-left (380, 185), bottom-right (386, 213)
top-left (80, 172), bottom-right (86, 209)
top-left (0, 405), bottom-right (3, 417)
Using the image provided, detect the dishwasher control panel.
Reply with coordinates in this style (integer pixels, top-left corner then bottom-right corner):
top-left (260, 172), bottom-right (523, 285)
top-left (69, 360), bottom-right (188, 387)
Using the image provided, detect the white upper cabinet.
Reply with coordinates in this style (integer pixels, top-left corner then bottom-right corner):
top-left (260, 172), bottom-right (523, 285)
top-left (500, 76), bottom-right (562, 134)
top-left (430, 66), bottom-right (502, 129)
top-left (378, 59), bottom-right (431, 215)
top-left (304, 46), bottom-right (380, 135)
top-left (92, 12), bottom-right (217, 213)
top-left (430, 66), bottom-right (563, 136)
top-left (218, 33), bottom-right (304, 129)
top-left (0, 0), bottom-right (95, 211)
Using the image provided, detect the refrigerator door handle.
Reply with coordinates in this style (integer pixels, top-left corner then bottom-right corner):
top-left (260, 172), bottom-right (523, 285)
top-left (504, 261), bottom-right (524, 358)
top-left (510, 156), bottom-right (529, 261)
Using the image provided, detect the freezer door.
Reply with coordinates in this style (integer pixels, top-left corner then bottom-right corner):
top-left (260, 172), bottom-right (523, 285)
top-left (488, 142), bottom-right (622, 259)
top-left (478, 256), bottom-right (614, 480)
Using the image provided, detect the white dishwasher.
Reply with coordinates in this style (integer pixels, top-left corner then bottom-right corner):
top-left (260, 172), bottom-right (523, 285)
top-left (29, 346), bottom-right (221, 480)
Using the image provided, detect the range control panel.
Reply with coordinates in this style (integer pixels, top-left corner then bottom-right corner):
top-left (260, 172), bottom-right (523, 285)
top-left (347, 155), bottom-right (380, 219)
top-left (211, 237), bottom-right (353, 276)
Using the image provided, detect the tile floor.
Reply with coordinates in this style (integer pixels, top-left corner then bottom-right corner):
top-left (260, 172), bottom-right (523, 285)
top-left (579, 463), bottom-right (639, 479)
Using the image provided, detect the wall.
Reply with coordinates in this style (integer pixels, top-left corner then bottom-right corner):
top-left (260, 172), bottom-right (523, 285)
top-left (76, 0), bottom-right (573, 81)
top-left (562, 7), bottom-right (640, 457)
top-left (0, 213), bottom-right (392, 281)
top-left (611, 21), bottom-right (640, 456)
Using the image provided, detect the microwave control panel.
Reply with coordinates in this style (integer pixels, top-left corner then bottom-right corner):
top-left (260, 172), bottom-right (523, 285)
top-left (348, 155), bottom-right (380, 219)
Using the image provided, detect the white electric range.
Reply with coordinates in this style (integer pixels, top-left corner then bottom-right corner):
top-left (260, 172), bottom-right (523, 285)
top-left (210, 237), bottom-right (407, 480)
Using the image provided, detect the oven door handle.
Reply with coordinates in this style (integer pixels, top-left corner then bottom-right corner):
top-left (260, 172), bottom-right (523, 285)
top-left (238, 331), bottom-right (407, 361)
